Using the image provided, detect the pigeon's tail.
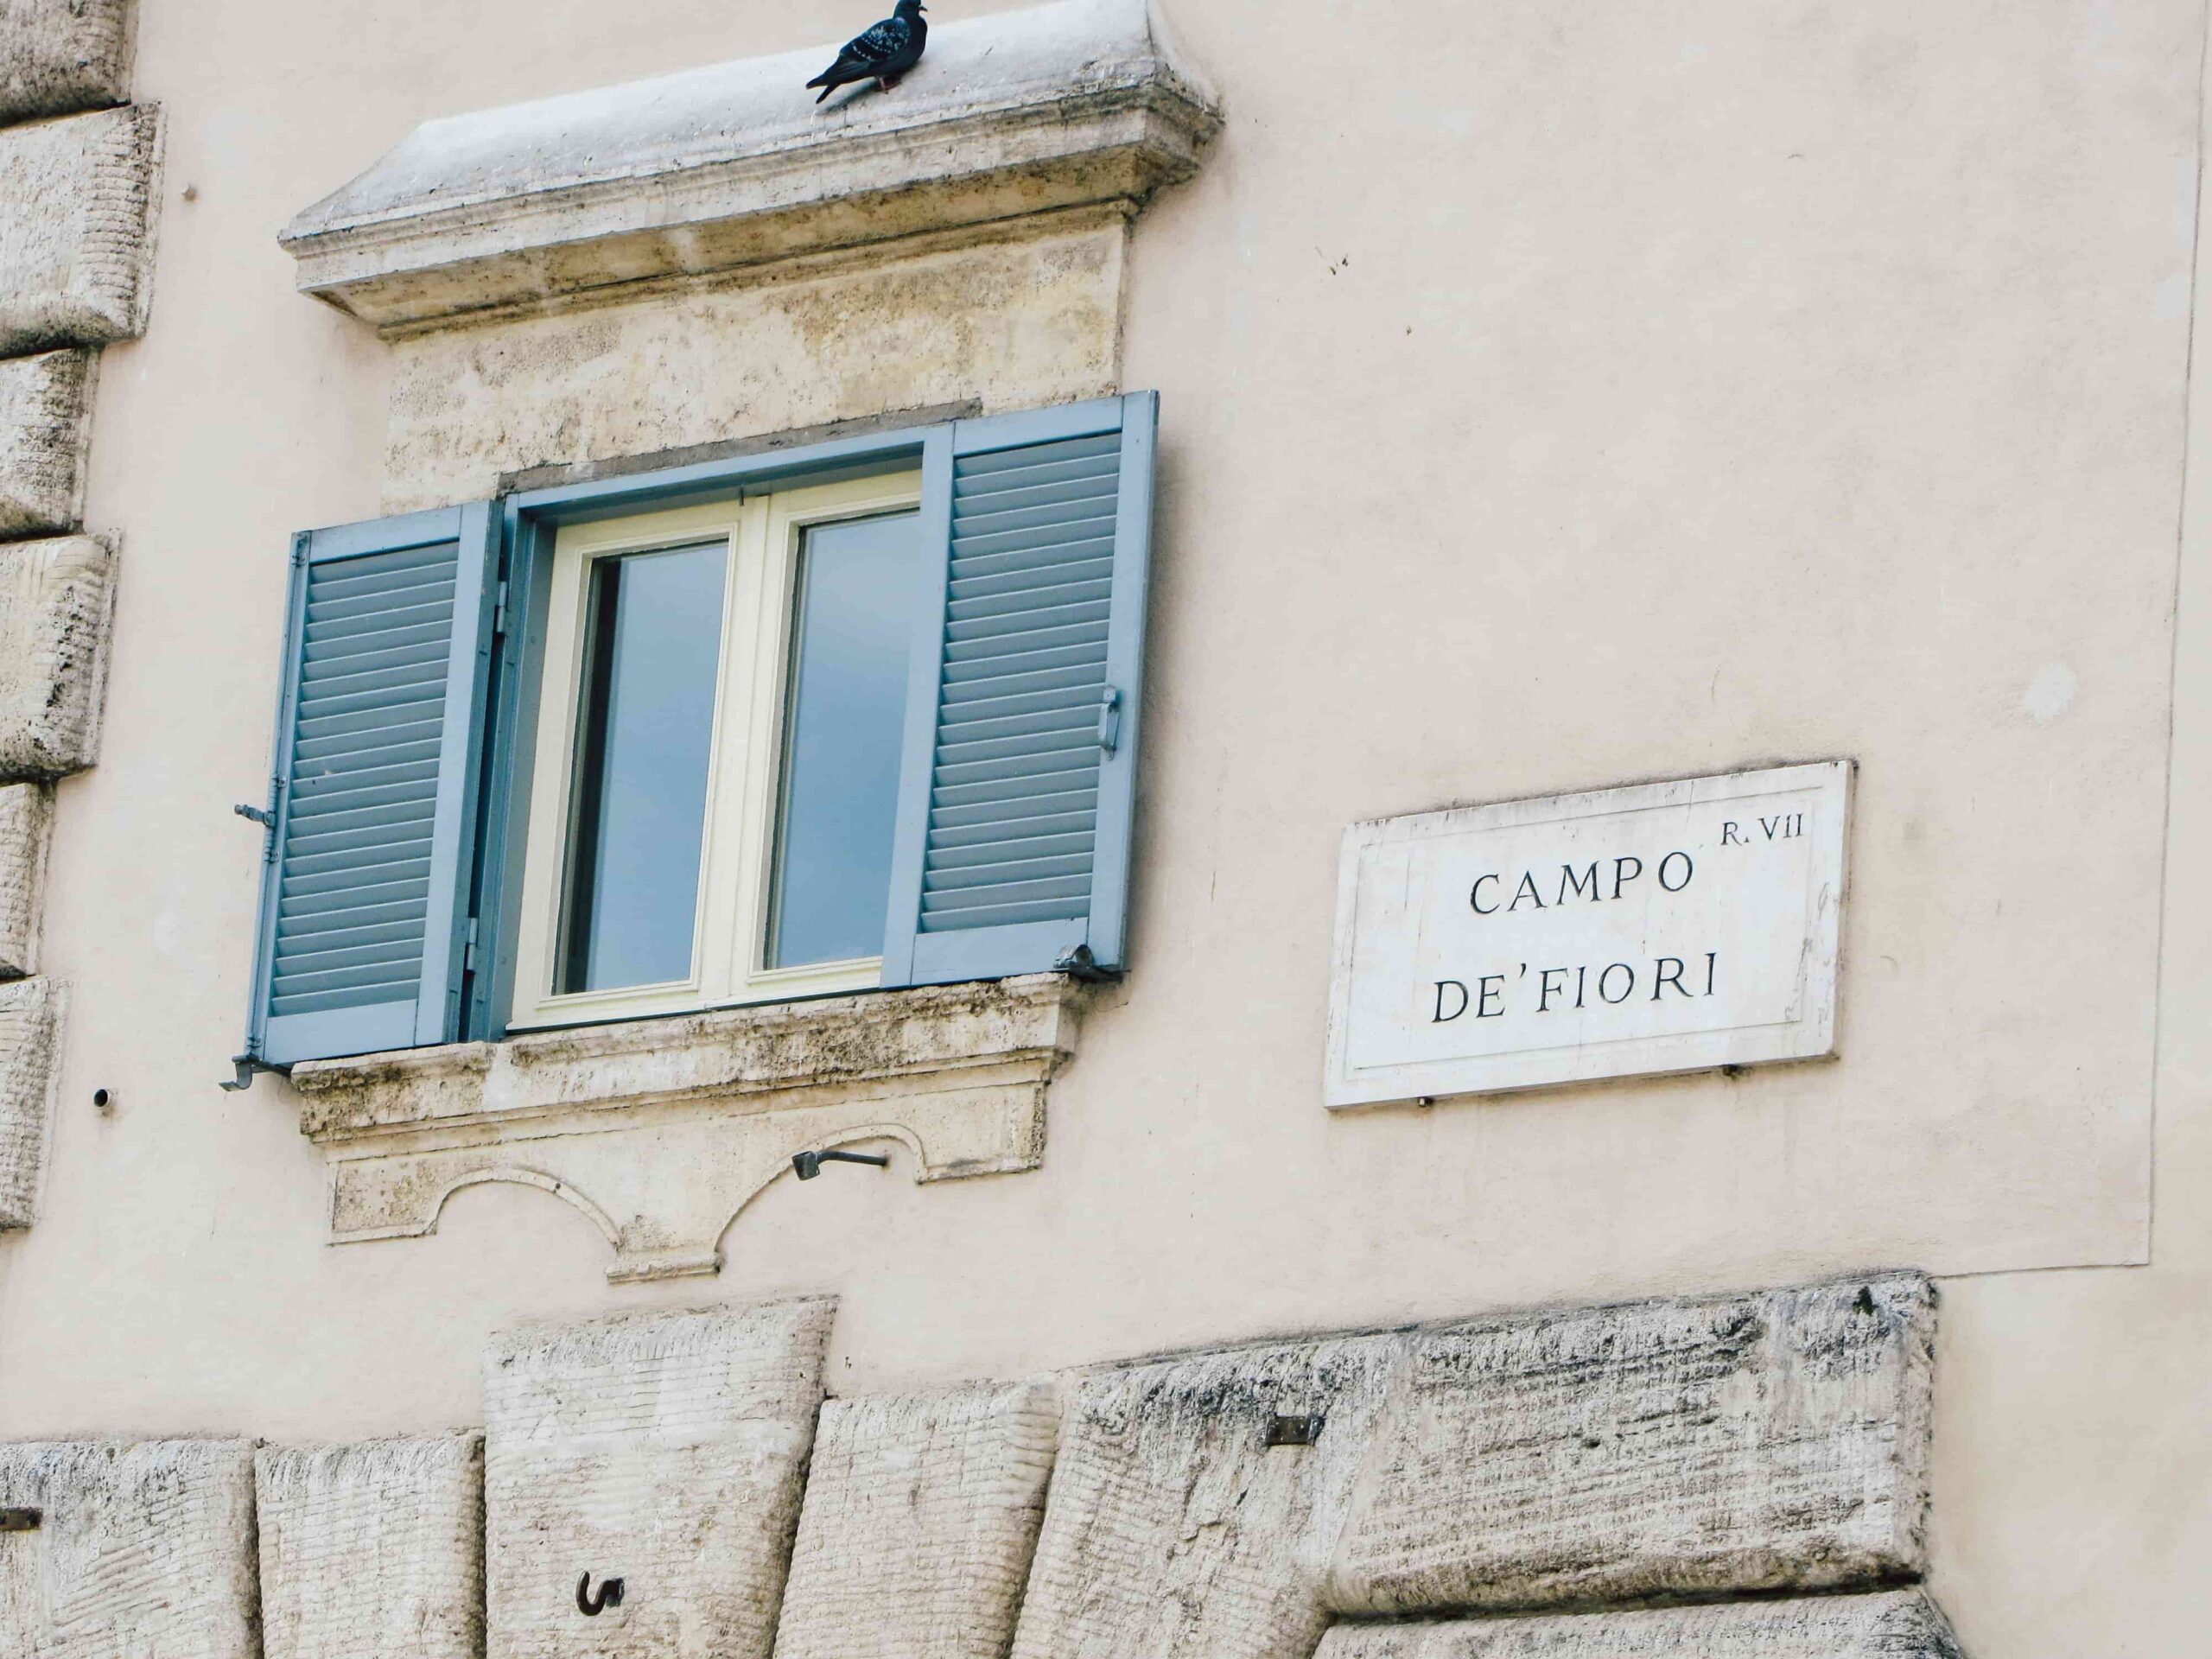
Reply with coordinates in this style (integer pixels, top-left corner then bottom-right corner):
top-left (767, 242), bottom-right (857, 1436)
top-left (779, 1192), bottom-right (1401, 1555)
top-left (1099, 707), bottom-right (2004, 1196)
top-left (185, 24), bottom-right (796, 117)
top-left (814, 80), bottom-right (836, 102)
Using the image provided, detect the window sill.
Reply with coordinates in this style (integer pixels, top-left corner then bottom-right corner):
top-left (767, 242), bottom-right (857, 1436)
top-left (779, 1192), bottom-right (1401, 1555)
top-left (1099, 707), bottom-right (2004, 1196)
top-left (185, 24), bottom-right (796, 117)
top-left (289, 973), bottom-right (1090, 1283)
top-left (277, 0), bottom-right (1222, 331)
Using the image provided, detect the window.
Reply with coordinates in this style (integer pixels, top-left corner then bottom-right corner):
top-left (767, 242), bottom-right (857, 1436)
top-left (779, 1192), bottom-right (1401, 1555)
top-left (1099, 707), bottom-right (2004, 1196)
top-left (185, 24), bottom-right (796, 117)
top-left (240, 394), bottom-right (1159, 1069)
top-left (508, 474), bottom-right (924, 1027)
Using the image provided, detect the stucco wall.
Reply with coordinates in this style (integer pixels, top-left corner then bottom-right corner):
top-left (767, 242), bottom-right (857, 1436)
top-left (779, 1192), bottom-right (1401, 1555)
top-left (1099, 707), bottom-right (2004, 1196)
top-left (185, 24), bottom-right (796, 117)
top-left (0, 3), bottom-right (2205, 1656)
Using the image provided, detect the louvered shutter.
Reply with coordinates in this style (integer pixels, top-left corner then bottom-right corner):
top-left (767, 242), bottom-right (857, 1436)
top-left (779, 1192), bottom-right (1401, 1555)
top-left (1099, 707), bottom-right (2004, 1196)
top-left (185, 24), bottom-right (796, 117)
top-left (243, 505), bottom-right (499, 1067)
top-left (881, 392), bottom-right (1157, 986)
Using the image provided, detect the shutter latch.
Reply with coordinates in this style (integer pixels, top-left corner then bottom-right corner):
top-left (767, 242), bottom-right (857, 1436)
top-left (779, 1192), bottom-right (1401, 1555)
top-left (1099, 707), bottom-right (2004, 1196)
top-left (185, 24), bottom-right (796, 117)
top-left (1096, 685), bottom-right (1123, 754)
top-left (235, 775), bottom-right (283, 861)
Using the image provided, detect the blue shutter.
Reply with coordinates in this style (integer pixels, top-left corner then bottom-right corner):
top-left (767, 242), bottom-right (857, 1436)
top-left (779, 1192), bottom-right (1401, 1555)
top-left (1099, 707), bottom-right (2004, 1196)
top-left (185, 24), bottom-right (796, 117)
top-left (881, 392), bottom-right (1157, 986)
top-left (244, 505), bottom-right (499, 1066)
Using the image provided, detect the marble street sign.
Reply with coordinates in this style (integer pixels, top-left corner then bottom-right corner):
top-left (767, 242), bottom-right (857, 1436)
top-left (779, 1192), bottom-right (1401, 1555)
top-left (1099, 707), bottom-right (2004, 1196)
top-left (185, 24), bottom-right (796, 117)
top-left (1325, 762), bottom-right (1851, 1107)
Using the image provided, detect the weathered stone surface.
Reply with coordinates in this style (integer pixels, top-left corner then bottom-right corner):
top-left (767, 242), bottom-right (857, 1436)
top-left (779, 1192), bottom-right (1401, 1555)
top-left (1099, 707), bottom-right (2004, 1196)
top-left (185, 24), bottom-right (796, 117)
top-left (0, 783), bottom-right (51, 977)
top-left (0, 0), bottom-right (135, 124)
top-left (293, 974), bottom-right (1085, 1282)
top-left (0, 104), bottom-right (161, 355)
top-left (257, 1435), bottom-right (485, 1659)
top-left (1010, 1330), bottom-right (1406, 1659)
top-left (0, 1440), bottom-right (258, 1659)
top-left (1326, 1275), bottom-right (1937, 1614)
top-left (281, 0), bottom-right (1217, 329)
top-left (0, 351), bottom-right (95, 540)
top-left (1313, 1591), bottom-right (1966, 1658)
top-left (382, 215), bottom-right (1124, 512)
top-left (773, 1382), bottom-right (1061, 1659)
top-left (485, 1299), bottom-right (836, 1659)
top-left (1008, 1277), bottom-right (1934, 1659)
top-left (0, 976), bottom-right (61, 1227)
top-left (0, 536), bottom-right (114, 779)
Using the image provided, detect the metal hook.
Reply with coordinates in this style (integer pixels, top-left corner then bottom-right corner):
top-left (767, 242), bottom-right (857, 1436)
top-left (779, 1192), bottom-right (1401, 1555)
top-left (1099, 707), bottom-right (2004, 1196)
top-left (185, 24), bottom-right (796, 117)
top-left (791, 1149), bottom-right (891, 1181)
top-left (576, 1573), bottom-right (625, 1617)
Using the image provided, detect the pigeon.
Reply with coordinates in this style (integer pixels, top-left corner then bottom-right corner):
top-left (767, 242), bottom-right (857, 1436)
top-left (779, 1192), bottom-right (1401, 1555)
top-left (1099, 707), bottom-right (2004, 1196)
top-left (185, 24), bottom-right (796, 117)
top-left (807, 0), bottom-right (929, 103)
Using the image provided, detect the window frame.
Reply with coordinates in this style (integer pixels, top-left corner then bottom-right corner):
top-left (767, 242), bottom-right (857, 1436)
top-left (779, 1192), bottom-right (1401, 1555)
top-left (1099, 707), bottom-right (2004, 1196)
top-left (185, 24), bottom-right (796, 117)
top-left (504, 472), bottom-right (925, 1031)
top-left (472, 421), bottom-right (952, 1043)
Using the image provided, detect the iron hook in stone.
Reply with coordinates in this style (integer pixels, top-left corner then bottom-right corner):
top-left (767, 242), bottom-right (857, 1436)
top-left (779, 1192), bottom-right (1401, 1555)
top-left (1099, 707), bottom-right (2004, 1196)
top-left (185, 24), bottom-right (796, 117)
top-left (577, 1573), bottom-right (625, 1617)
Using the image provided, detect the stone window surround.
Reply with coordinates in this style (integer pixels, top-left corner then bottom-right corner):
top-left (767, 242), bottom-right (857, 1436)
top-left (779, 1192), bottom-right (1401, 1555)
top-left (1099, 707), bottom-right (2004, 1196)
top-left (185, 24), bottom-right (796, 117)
top-left (289, 972), bottom-right (1091, 1284)
top-left (269, 0), bottom-right (1219, 1280)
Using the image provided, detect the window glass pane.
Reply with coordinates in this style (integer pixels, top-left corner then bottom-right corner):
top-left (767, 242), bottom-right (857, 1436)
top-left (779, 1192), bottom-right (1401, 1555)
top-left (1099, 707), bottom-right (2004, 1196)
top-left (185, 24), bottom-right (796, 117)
top-left (559, 541), bottom-right (727, 993)
top-left (770, 511), bottom-right (920, 968)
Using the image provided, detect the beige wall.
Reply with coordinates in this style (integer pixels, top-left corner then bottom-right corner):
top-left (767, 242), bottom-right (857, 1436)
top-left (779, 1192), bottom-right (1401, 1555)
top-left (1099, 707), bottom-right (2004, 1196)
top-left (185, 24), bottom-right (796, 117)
top-left (0, 2), bottom-right (2204, 1654)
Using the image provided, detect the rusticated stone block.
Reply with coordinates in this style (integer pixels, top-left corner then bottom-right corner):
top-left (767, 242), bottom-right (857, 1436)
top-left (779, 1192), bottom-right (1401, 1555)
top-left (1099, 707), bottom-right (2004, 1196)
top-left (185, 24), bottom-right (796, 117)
top-left (1313, 1590), bottom-right (1966, 1658)
top-left (0, 104), bottom-right (162, 354)
top-left (0, 536), bottom-right (114, 779)
top-left (773, 1382), bottom-right (1061, 1659)
top-left (257, 1435), bottom-right (486, 1659)
top-left (0, 783), bottom-right (51, 977)
top-left (485, 1298), bottom-right (836, 1659)
top-left (0, 351), bottom-right (94, 539)
top-left (0, 0), bottom-right (135, 124)
top-left (0, 1440), bottom-right (259, 1659)
top-left (1008, 1276), bottom-right (1935, 1659)
top-left (1009, 1331), bottom-right (1407, 1659)
top-left (1325, 1274), bottom-right (1937, 1614)
top-left (0, 976), bottom-right (61, 1227)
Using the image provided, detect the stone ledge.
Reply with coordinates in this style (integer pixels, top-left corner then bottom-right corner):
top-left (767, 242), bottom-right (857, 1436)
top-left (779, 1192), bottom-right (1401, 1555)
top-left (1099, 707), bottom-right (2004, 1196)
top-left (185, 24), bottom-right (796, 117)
top-left (0, 103), bottom-right (162, 355)
top-left (0, 0), bottom-right (137, 124)
top-left (278, 0), bottom-right (1220, 330)
top-left (0, 350), bottom-right (95, 540)
top-left (290, 974), bottom-right (1089, 1282)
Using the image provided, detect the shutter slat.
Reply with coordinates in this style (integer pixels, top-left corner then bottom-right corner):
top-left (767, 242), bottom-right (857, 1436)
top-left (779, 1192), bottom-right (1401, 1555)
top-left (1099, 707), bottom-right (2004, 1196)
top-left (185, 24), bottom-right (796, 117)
top-left (953, 432), bottom-right (1121, 477)
top-left (950, 516), bottom-right (1119, 563)
top-left (935, 723), bottom-right (1097, 768)
top-left (925, 830), bottom-right (1096, 871)
top-left (273, 937), bottom-right (427, 978)
top-left (944, 618), bottom-right (1109, 665)
top-left (942, 698), bottom-right (1096, 743)
top-left (246, 508), bottom-right (496, 1066)
top-left (275, 898), bottom-right (430, 941)
top-left (945, 536), bottom-right (1118, 585)
top-left (932, 744), bottom-right (1100, 791)
top-left (951, 477), bottom-right (1121, 531)
top-left (947, 577), bottom-right (1112, 626)
top-left (302, 542), bottom-right (458, 592)
top-left (950, 555), bottom-right (1114, 603)
top-left (306, 585), bottom-right (456, 630)
top-left (927, 801), bottom-right (1098, 842)
top-left (931, 765), bottom-right (1100, 811)
top-left (924, 851), bottom-right (1094, 894)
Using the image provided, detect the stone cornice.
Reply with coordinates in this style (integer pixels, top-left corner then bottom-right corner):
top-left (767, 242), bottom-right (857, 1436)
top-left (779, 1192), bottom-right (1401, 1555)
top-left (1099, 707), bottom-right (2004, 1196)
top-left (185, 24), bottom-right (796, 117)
top-left (277, 0), bottom-right (1222, 331)
top-left (289, 975), bottom-right (1090, 1283)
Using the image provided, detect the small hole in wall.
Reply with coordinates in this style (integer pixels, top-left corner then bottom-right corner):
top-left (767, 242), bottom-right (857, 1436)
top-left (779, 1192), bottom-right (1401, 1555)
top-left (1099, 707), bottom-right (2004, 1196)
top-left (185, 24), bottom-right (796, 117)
top-left (92, 1089), bottom-right (112, 1111)
top-left (181, 185), bottom-right (199, 202)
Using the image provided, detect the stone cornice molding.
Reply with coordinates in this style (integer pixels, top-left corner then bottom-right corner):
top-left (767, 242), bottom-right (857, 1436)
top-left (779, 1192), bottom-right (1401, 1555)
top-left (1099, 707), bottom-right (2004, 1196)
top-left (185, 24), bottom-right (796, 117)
top-left (278, 0), bottom-right (1222, 331)
top-left (289, 974), bottom-right (1090, 1283)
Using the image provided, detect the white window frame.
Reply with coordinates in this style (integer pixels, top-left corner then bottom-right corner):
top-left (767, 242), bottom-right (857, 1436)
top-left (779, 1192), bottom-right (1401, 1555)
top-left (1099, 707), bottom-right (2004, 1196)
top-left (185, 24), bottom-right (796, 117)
top-left (506, 469), bottom-right (925, 1030)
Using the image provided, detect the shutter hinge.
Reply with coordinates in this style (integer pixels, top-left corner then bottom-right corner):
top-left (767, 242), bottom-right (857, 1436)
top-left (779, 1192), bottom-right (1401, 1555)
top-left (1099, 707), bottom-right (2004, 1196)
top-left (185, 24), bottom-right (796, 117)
top-left (219, 1052), bottom-right (282, 1093)
top-left (1097, 685), bottom-right (1123, 754)
top-left (1054, 944), bottom-right (1122, 984)
top-left (463, 916), bottom-right (480, 972)
top-left (492, 580), bottom-right (509, 639)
